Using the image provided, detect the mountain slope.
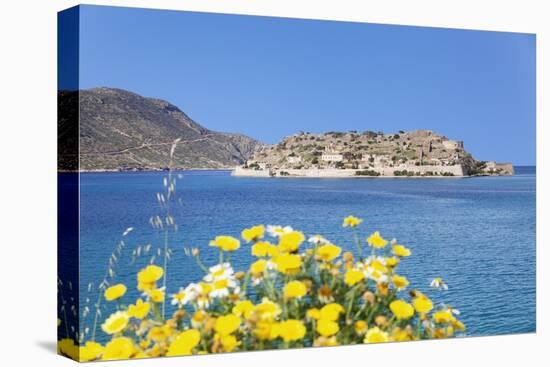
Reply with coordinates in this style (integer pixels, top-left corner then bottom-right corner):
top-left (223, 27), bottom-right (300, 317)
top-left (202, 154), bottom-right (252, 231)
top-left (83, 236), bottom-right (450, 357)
top-left (69, 88), bottom-right (262, 171)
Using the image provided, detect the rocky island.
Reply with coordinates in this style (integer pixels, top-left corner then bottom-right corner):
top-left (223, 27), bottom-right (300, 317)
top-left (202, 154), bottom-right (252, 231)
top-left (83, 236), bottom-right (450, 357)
top-left (233, 130), bottom-right (513, 178)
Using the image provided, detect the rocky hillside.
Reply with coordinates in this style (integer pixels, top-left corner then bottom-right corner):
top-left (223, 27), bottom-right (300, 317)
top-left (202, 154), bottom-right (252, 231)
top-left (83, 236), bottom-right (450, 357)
top-left (247, 130), bottom-right (513, 176)
top-left (60, 88), bottom-right (263, 171)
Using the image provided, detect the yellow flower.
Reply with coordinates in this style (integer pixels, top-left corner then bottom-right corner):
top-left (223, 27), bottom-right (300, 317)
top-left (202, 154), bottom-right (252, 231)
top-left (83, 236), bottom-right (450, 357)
top-left (433, 310), bottom-right (454, 323)
top-left (191, 310), bottom-right (207, 328)
top-left (274, 253), bottom-right (302, 275)
top-left (210, 235), bottom-right (241, 251)
top-left (127, 299), bottom-right (150, 319)
top-left (316, 319), bottom-right (339, 337)
top-left (364, 327), bottom-right (390, 343)
top-left (317, 243), bottom-right (342, 262)
top-left (453, 319), bottom-right (466, 331)
top-left (392, 327), bottom-right (413, 341)
top-left (413, 295), bottom-right (433, 314)
top-left (215, 314), bottom-right (241, 337)
top-left (390, 300), bottom-right (415, 320)
top-left (354, 320), bottom-right (368, 335)
top-left (102, 337), bottom-right (135, 360)
top-left (306, 308), bottom-right (321, 320)
top-left (314, 336), bottom-right (340, 347)
top-left (393, 244), bottom-right (411, 257)
top-left (148, 325), bottom-right (171, 342)
top-left (138, 264), bottom-right (164, 283)
top-left (219, 334), bottom-right (241, 352)
top-left (101, 311), bottom-right (129, 335)
top-left (250, 259), bottom-right (267, 276)
top-left (345, 269), bottom-right (365, 286)
top-left (391, 275), bottom-right (409, 290)
top-left (367, 231), bottom-right (388, 248)
top-left (233, 300), bottom-right (255, 319)
top-left (58, 338), bottom-right (78, 360)
top-left (278, 320), bottom-right (306, 342)
top-left (242, 225), bottom-right (265, 242)
top-left (251, 241), bottom-right (278, 257)
top-left (166, 329), bottom-right (201, 356)
top-left (79, 341), bottom-right (104, 362)
top-left (319, 303), bottom-right (345, 321)
top-left (148, 288), bottom-right (165, 303)
top-left (385, 256), bottom-right (400, 267)
top-left (278, 231), bottom-right (305, 252)
top-left (370, 259), bottom-right (389, 274)
top-left (342, 215), bottom-right (362, 228)
top-left (254, 321), bottom-right (280, 340)
top-left (254, 298), bottom-right (282, 322)
top-left (284, 280), bottom-right (307, 299)
top-left (137, 265), bottom-right (164, 290)
top-left (104, 284), bottom-right (127, 301)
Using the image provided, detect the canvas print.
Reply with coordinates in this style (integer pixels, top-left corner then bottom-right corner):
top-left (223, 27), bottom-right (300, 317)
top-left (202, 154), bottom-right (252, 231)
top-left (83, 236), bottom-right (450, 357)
top-left (57, 5), bottom-right (536, 362)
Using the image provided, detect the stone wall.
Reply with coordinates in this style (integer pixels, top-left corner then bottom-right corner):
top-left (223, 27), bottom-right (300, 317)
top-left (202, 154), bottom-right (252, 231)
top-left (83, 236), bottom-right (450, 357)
top-left (232, 165), bottom-right (467, 178)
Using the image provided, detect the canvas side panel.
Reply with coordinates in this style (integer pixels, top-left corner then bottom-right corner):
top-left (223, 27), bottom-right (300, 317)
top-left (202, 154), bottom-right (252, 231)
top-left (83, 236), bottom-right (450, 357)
top-left (57, 5), bottom-right (80, 361)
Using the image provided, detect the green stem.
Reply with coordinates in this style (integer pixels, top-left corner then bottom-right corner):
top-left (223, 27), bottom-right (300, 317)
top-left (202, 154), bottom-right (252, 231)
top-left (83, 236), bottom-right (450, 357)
top-left (353, 229), bottom-right (363, 259)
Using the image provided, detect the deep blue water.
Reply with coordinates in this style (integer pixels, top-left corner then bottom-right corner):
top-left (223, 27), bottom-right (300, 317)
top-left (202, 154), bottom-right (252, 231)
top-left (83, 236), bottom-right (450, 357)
top-left (78, 166), bottom-right (536, 339)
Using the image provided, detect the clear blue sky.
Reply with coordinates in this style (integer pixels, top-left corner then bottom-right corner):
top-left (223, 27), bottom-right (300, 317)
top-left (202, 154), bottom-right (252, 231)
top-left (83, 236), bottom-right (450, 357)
top-left (78, 5), bottom-right (536, 165)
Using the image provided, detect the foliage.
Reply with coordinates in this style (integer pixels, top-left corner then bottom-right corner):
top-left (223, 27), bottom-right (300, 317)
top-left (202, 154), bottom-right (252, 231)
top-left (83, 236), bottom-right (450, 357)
top-left (355, 170), bottom-right (381, 177)
top-left (59, 216), bottom-right (464, 361)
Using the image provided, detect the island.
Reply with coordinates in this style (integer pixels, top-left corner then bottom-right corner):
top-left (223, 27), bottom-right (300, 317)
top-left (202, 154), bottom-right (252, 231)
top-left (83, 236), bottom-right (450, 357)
top-left (232, 130), bottom-right (514, 178)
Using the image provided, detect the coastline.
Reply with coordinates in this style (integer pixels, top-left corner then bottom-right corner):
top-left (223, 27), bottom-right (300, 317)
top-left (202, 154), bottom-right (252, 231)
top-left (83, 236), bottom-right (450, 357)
top-left (231, 166), bottom-right (515, 179)
top-left (59, 167), bottom-right (519, 178)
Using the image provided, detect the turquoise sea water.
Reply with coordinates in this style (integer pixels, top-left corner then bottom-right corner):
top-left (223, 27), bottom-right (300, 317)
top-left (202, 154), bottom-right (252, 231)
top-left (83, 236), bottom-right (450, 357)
top-left (77, 167), bottom-right (536, 339)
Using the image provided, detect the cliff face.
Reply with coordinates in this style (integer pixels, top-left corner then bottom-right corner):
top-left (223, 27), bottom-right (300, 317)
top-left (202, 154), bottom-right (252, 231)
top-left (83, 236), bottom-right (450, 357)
top-left (61, 88), bottom-right (263, 171)
top-left (245, 130), bottom-right (513, 176)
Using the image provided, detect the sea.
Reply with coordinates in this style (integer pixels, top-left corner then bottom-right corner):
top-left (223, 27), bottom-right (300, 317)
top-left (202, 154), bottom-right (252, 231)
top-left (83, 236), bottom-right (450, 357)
top-left (75, 166), bottom-right (536, 339)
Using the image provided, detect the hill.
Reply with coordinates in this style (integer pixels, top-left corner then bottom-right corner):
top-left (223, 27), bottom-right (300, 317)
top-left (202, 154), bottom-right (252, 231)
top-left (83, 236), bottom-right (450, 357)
top-left (59, 88), bottom-right (263, 171)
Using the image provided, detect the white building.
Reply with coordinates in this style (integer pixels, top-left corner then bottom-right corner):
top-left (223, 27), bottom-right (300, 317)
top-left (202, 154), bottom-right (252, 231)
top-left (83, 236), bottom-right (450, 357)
top-left (288, 156), bottom-right (303, 164)
top-left (321, 153), bottom-right (343, 162)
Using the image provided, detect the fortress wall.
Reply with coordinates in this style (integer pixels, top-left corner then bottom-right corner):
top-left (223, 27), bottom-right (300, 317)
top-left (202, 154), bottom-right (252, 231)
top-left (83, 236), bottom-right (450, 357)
top-left (377, 164), bottom-right (466, 176)
top-left (232, 165), bottom-right (467, 177)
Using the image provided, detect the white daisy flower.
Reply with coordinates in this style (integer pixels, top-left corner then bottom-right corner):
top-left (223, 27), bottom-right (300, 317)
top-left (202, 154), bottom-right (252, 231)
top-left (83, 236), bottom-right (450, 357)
top-left (448, 306), bottom-right (461, 315)
top-left (170, 288), bottom-right (187, 306)
top-left (203, 263), bottom-right (234, 282)
top-left (266, 225), bottom-right (294, 238)
top-left (364, 266), bottom-right (388, 284)
top-left (196, 295), bottom-right (210, 309)
top-left (365, 255), bottom-right (387, 266)
top-left (209, 277), bottom-right (238, 299)
top-left (430, 277), bottom-right (449, 290)
top-left (308, 235), bottom-right (330, 245)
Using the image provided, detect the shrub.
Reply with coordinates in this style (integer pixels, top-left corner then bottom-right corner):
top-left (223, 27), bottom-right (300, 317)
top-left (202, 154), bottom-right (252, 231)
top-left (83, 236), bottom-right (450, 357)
top-left (355, 170), bottom-right (381, 176)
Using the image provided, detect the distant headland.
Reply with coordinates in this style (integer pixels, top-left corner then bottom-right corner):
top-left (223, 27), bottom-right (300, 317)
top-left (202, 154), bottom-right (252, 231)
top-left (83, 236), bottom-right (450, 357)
top-left (233, 130), bottom-right (514, 178)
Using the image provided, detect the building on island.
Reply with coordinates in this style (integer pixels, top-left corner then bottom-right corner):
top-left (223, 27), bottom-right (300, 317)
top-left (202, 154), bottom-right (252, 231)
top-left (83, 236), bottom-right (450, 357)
top-left (321, 153), bottom-right (343, 162)
top-left (442, 140), bottom-right (464, 150)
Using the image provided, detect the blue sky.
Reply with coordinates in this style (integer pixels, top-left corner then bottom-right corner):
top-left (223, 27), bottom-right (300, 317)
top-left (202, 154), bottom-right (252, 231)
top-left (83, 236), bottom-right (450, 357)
top-left (78, 5), bottom-right (536, 165)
